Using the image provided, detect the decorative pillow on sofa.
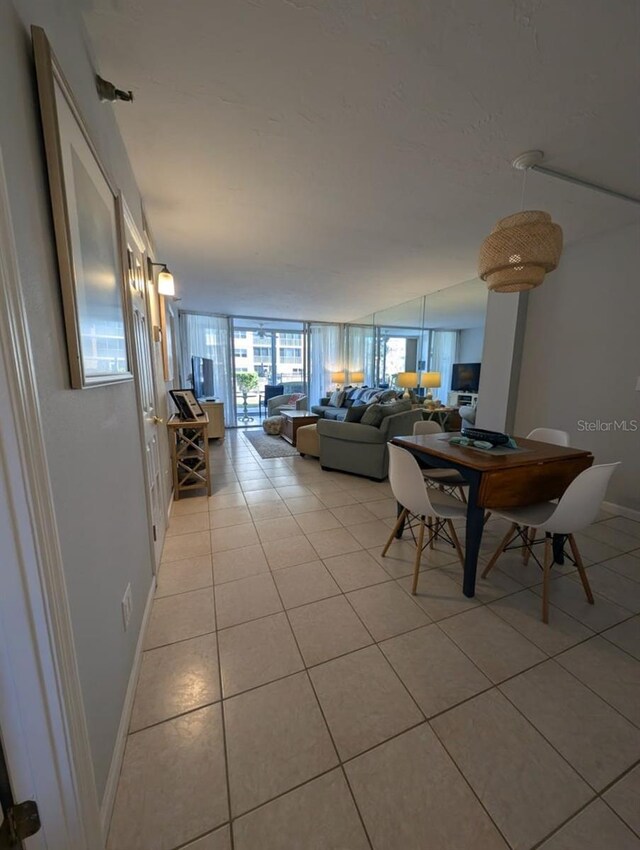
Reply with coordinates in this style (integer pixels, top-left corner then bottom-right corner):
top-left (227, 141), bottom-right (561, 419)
top-left (287, 393), bottom-right (305, 404)
top-left (378, 389), bottom-right (398, 403)
top-left (328, 389), bottom-right (346, 408)
top-left (360, 399), bottom-right (411, 427)
top-left (345, 402), bottom-right (372, 423)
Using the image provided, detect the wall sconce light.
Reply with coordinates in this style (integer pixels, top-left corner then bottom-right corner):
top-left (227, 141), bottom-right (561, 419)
top-left (147, 259), bottom-right (175, 296)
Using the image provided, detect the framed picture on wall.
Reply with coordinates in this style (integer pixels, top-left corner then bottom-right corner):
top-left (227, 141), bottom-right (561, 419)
top-left (32, 26), bottom-right (132, 389)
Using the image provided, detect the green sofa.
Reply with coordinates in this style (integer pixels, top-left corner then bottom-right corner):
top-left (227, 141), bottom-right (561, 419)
top-left (317, 404), bottom-right (423, 480)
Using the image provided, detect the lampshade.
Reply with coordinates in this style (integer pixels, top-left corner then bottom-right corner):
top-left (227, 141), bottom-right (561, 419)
top-left (350, 371), bottom-right (365, 384)
top-left (330, 370), bottom-right (347, 384)
top-left (421, 371), bottom-right (441, 389)
top-left (157, 267), bottom-right (175, 296)
top-left (396, 372), bottom-right (418, 388)
top-left (478, 210), bottom-right (563, 293)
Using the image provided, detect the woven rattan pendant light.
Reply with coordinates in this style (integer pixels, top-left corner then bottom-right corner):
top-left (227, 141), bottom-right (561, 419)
top-left (478, 210), bottom-right (563, 293)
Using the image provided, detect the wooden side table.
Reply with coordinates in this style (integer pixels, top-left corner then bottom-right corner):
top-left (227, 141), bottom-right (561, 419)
top-left (167, 414), bottom-right (212, 499)
top-left (281, 411), bottom-right (319, 446)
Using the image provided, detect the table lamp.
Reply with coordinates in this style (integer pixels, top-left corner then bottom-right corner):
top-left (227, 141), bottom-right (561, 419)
top-left (330, 370), bottom-right (347, 390)
top-left (350, 370), bottom-right (365, 386)
top-left (421, 371), bottom-right (441, 400)
top-left (396, 372), bottom-right (418, 399)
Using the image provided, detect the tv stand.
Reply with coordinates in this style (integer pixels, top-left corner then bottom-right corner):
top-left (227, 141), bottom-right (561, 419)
top-left (198, 400), bottom-right (225, 439)
top-left (448, 391), bottom-right (478, 408)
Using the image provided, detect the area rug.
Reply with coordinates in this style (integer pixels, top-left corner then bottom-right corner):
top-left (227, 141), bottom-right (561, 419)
top-left (242, 430), bottom-right (299, 458)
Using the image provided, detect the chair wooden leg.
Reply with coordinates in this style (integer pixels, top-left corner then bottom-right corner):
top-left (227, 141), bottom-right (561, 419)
top-left (382, 508), bottom-right (408, 556)
top-left (568, 534), bottom-right (594, 604)
top-left (523, 527), bottom-right (537, 565)
top-left (483, 510), bottom-right (492, 526)
top-left (447, 520), bottom-right (464, 567)
top-left (542, 536), bottom-right (553, 623)
top-left (481, 523), bottom-right (518, 579)
top-left (411, 518), bottom-right (426, 595)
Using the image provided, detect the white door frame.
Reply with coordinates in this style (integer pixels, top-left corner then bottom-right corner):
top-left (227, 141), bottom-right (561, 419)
top-left (0, 150), bottom-right (102, 847)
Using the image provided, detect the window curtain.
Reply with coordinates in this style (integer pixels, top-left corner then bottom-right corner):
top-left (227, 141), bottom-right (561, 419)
top-left (346, 325), bottom-right (376, 386)
top-left (307, 323), bottom-right (344, 406)
top-left (429, 330), bottom-right (459, 404)
top-left (179, 312), bottom-right (235, 426)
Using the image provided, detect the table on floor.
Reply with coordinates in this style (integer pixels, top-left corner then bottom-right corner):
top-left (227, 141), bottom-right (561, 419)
top-left (391, 433), bottom-right (593, 597)
top-left (280, 411), bottom-right (319, 446)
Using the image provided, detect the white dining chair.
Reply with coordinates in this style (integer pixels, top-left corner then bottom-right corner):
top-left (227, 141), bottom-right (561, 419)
top-left (482, 462), bottom-right (619, 622)
top-left (383, 443), bottom-right (467, 595)
top-left (412, 420), bottom-right (468, 502)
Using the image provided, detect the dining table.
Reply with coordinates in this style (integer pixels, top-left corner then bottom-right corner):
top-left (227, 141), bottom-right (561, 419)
top-left (390, 433), bottom-right (594, 597)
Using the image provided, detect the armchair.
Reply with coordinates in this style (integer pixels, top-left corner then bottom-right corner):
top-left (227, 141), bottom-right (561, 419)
top-left (267, 394), bottom-right (308, 416)
top-left (317, 407), bottom-right (423, 480)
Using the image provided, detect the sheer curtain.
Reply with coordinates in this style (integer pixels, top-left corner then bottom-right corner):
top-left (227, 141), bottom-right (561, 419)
top-left (308, 323), bottom-right (344, 406)
top-left (179, 312), bottom-right (235, 426)
top-left (346, 325), bottom-right (376, 386)
top-left (429, 330), bottom-right (459, 405)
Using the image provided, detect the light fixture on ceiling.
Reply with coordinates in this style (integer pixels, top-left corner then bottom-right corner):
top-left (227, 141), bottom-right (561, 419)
top-left (147, 259), bottom-right (175, 296)
top-left (96, 74), bottom-right (133, 103)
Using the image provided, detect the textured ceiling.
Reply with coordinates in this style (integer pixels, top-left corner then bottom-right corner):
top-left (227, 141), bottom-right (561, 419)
top-left (80, 0), bottom-right (639, 321)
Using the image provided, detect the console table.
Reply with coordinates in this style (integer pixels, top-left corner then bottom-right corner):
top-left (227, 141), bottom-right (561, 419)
top-left (199, 400), bottom-right (225, 439)
top-left (167, 414), bottom-right (212, 499)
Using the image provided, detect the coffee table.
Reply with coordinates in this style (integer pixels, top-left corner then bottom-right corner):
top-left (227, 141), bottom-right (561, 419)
top-left (280, 411), bottom-right (319, 446)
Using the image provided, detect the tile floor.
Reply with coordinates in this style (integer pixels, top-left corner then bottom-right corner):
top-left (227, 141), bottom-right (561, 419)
top-left (107, 429), bottom-right (640, 850)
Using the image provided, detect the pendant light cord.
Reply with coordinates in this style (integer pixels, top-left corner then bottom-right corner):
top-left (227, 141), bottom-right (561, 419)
top-left (520, 167), bottom-right (528, 211)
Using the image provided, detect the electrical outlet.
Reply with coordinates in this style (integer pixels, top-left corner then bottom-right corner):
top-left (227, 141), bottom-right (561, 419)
top-left (122, 583), bottom-right (132, 631)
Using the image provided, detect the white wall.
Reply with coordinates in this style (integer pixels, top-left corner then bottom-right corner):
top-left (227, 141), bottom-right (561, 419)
top-left (458, 327), bottom-right (484, 363)
top-left (1, 0), bottom-right (155, 802)
top-left (514, 222), bottom-right (640, 513)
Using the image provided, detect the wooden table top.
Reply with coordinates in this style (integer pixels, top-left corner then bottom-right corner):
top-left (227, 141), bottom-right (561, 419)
top-left (167, 413), bottom-right (209, 428)
top-left (281, 410), bottom-right (319, 420)
top-left (392, 433), bottom-right (593, 472)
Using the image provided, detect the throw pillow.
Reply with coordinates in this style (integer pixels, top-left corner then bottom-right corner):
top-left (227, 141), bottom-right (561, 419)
top-left (360, 399), bottom-right (411, 427)
top-left (327, 389), bottom-right (346, 408)
top-left (378, 389), bottom-right (397, 403)
top-left (287, 393), bottom-right (305, 404)
top-left (345, 402), bottom-right (371, 423)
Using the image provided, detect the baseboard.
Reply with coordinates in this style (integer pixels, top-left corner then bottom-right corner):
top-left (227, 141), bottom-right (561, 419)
top-left (100, 577), bottom-right (156, 838)
top-left (602, 501), bottom-right (640, 523)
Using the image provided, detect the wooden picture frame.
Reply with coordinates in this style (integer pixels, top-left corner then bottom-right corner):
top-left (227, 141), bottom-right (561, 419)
top-left (32, 26), bottom-right (133, 388)
top-left (169, 389), bottom-right (205, 421)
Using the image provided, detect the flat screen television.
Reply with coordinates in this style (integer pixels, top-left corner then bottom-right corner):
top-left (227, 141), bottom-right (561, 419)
top-left (191, 355), bottom-right (214, 399)
top-left (451, 362), bottom-right (481, 393)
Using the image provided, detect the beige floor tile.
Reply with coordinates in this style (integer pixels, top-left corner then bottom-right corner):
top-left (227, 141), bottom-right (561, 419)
top-left (602, 614), bottom-right (640, 659)
top-left (270, 476), bottom-right (304, 488)
top-left (331, 503), bottom-right (376, 526)
top-left (254, 515), bottom-right (302, 542)
top-left (172, 496), bottom-right (209, 516)
top-left (212, 544), bottom-right (269, 585)
top-left (318, 490), bottom-right (360, 508)
top-left (573, 532), bottom-right (622, 565)
top-left (272, 560), bottom-right (341, 609)
top-left (538, 799), bottom-right (640, 850)
top-left (215, 573), bottom-right (283, 629)
top-left (183, 825), bottom-right (231, 850)
top-left (440, 606), bottom-right (546, 682)
top-left (311, 645), bottom-right (423, 759)
top-left (601, 516), bottom-right (640, 539)
top-left (208, 492), bottom-right (247, 511)
top-left (130, 634), bottom-right (220, 732)
top-left (156, 554), bottom-right (213, 598)
top-left (209, 506), bottom-right (252, 529)
top-left (284, 495), bottom-right (326, 514)
top-left (604, 764), bottom-right (640, 836)
top-left (380, 624), bottom-right (491, 717)
top-left (294, 509), bottom-right (343, 534)
top-left (107, 705), bottom-right (228, 850)
top-left (225, 672), bottom-right (337, 816)
top-left (276, 485), bottom-right (313, 499)
top-left (244, 488), bottom-right (283, 505)
top-left (489, 589), bottom-right (594, 655)
top-left (307, 527), bottom-right (362, 559)
top-left (347, 519), bottom-right (396, 548)
top-left (288, 595), bottom-right (372, 666)
top-left (346, 581), bottom-right (430, 641)
top-left (372, 539), bottom-right (459, 579)
top-left (601, 552), bottom-right (640, 583)
top-left (456, 564), bottom-right (524, 603)
top-left (395, 569), bottom-right (480, 622)
top-left (531, 575), bottom-right (632, 632)
top-left (432, 689), bottom-right (591, 850)
top-left (218, 612), bottom-right (303, 697)
top-left (580, 521), bottom-right (640, 553)
top-left (323, 550), bottom-right (389, 592)
top-left (144, 588), bottom-right (215, 649)
top-left (210, 481), bottom-right (242, 496)
top-left (362, 498), bottom-right (398, 519)
top-left (501, 660), bottom-right (640, 789)
top-left (248, 501), bottom-right (291, 521)
top-left (162, 530), bottom-right (210, 563)
top-left (167, 511), bottom-right (211, 537)
top-left (233, 769), bottom-right (369, 850)
top-left (556, 636), bottom-right (640, 726)
top-left (262, 534), bottom-right (319, 569)
top-left (210, 522), bottom-right (259, 553)
top-left (345, 723), bottom-right (509, 850)
top-left (573, 564), bottom-right (640, 612)
top-left (240, 479), bottom-right (275, 493)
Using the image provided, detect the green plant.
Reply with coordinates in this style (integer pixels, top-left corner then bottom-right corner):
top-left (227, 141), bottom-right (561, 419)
top-left (236, 371), bottom-right (259, 393)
